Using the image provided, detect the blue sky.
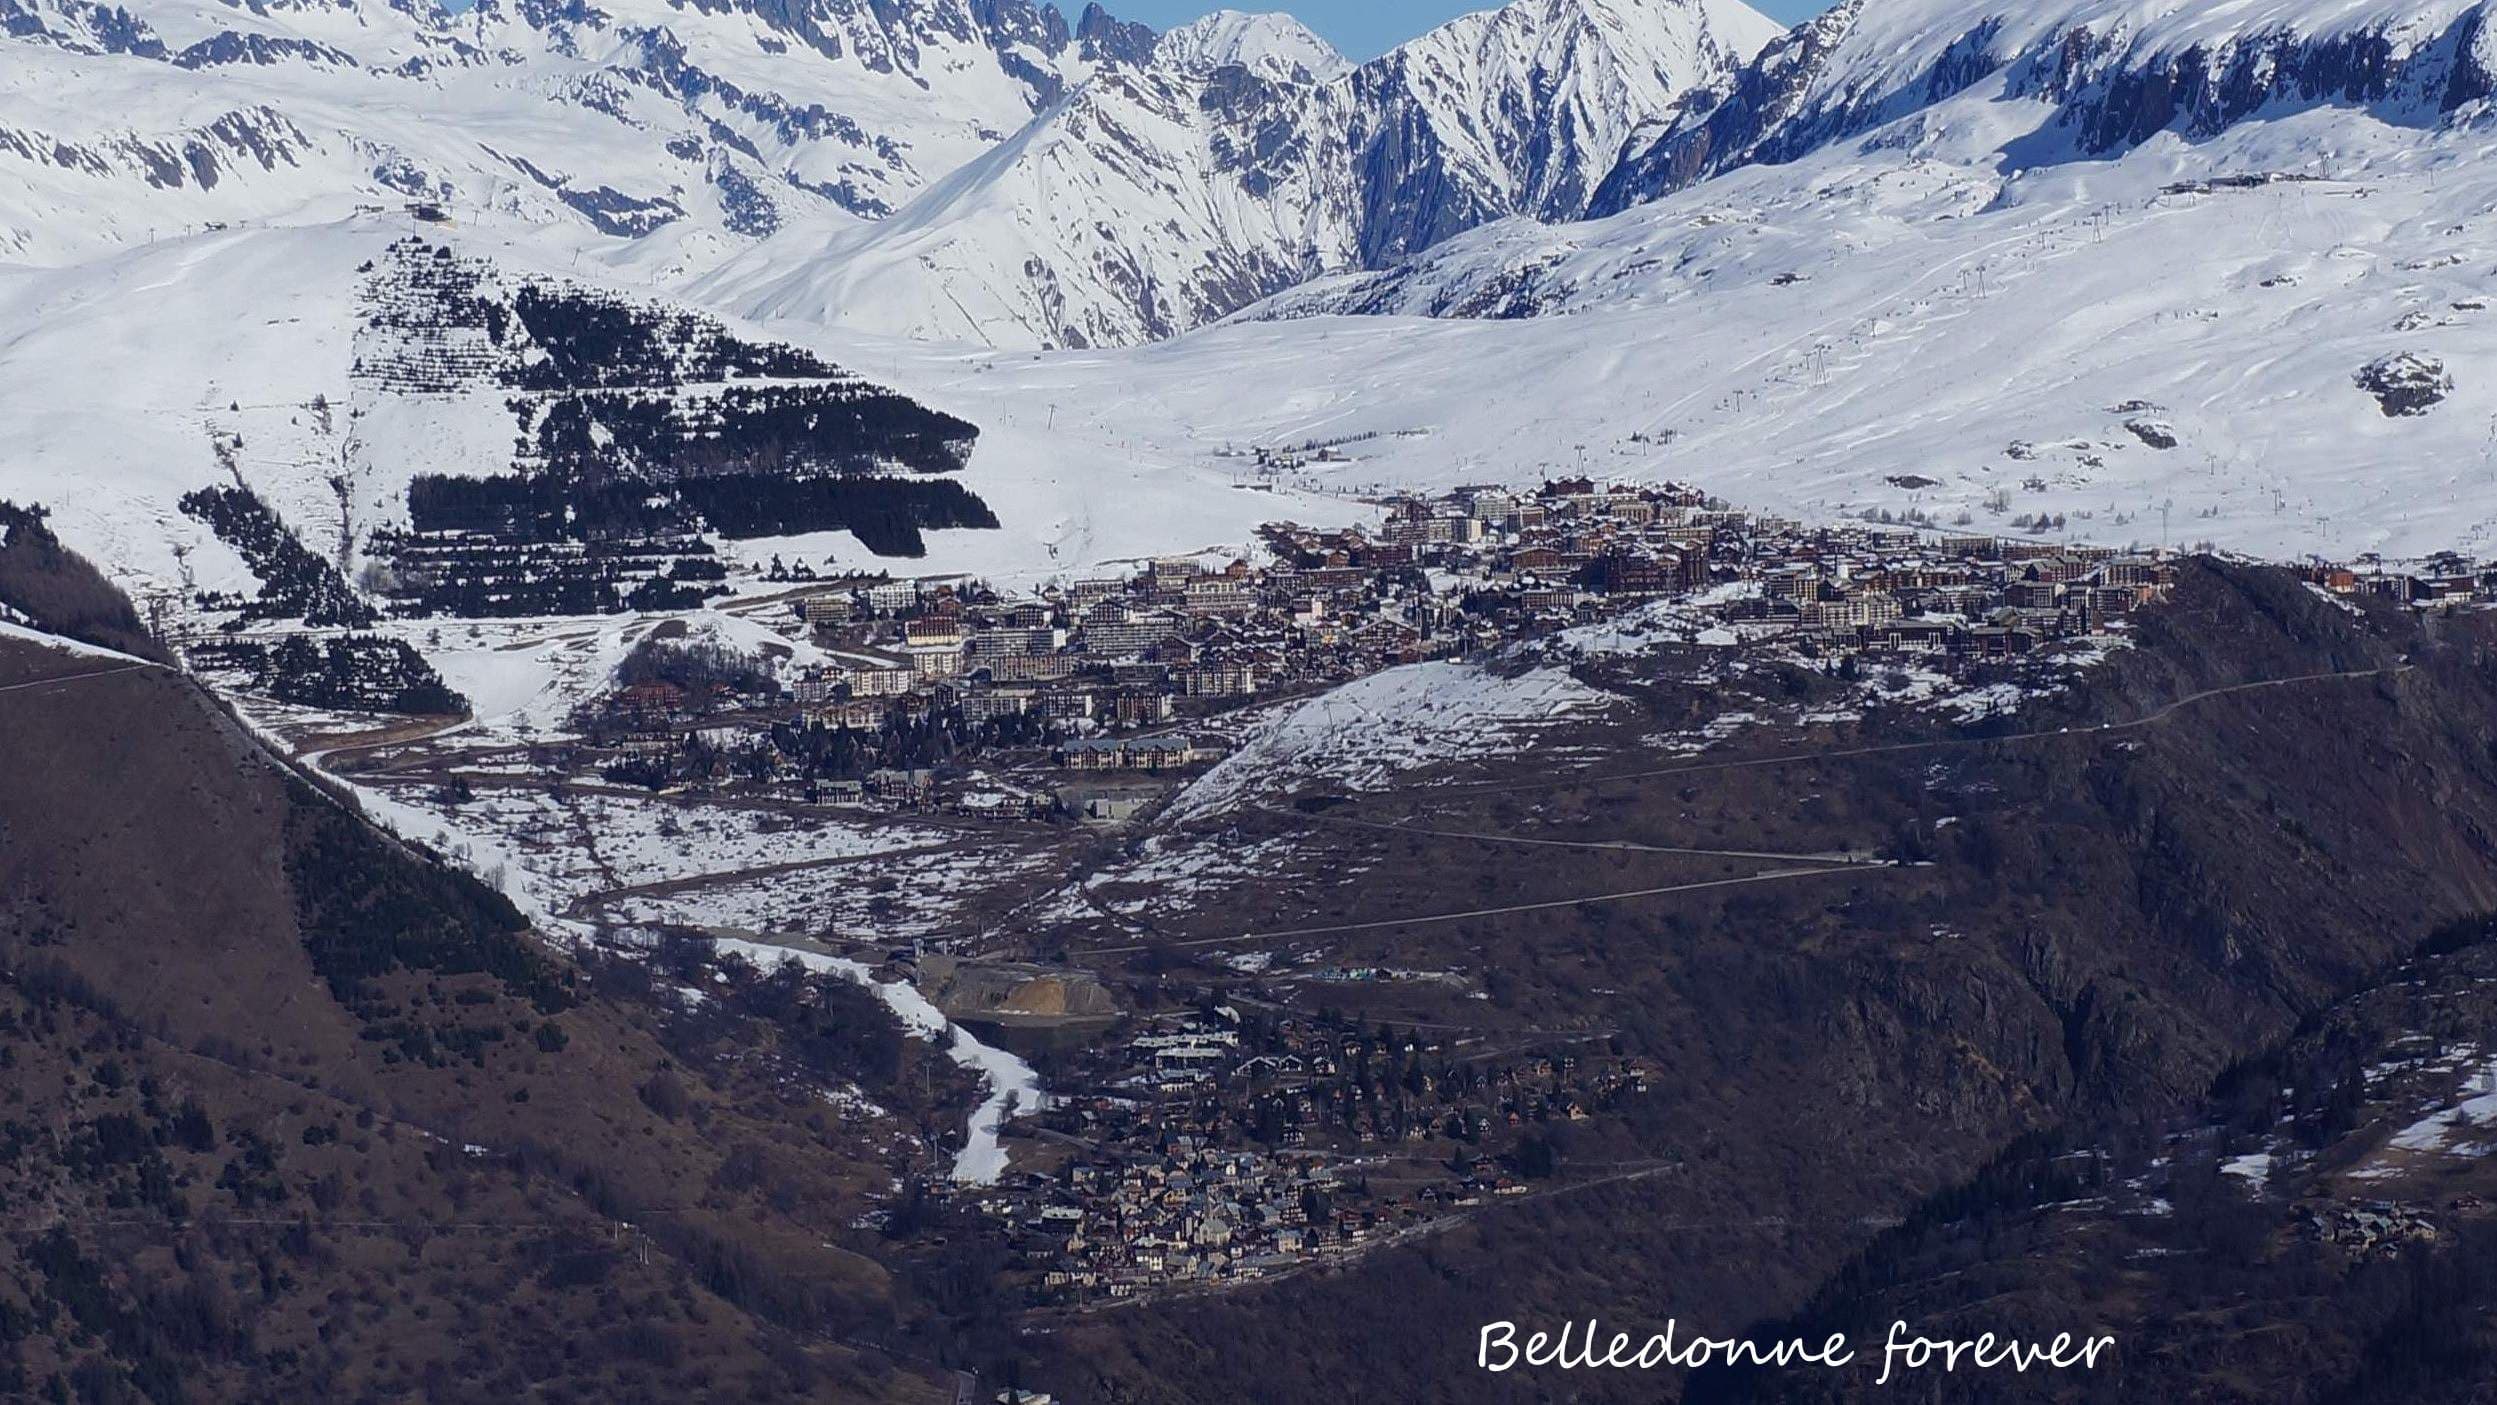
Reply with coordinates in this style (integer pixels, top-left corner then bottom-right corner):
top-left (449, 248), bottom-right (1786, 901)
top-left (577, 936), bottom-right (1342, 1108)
top-left (1119, 1), bottom-right (1832, 62)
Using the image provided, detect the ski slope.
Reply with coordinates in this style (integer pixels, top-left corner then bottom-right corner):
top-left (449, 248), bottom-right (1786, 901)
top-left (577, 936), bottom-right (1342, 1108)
top-left (0, 214), bottom-right (1364, 604)
top-left (1071, 106), bottom-right (2497, 560)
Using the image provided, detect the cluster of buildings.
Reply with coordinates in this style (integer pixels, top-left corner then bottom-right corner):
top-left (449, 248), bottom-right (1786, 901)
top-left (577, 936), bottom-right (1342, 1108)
top-left (582, 477), bottom-right (2497, 818)
top-left (2301, 552), bottom-right (2497, 609)
top-left (1007, 1146), bottom-right (1375, 1302)
top-left (570, 477), bottom-right (2210, 814)
top-left (2299, 1200), bottom-right (2444, 1257)
top-left (972, 1007), bottom-right (1660, 1304)
top-left (768, 479), bottom-right (2189, 779)
top-left (781, 547), bottom-right (1458, 752)
top-left (1351, 477), bottom-right (2191, 664)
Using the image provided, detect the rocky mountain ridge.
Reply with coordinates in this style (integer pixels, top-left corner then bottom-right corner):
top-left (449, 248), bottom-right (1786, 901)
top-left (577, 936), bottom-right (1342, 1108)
top-left (692, 0), bottom-right (1787, 346)
top-left (1591, 0), bottom-right (2497, 212)
top-left (0, 0), bottom-right (1785, 345)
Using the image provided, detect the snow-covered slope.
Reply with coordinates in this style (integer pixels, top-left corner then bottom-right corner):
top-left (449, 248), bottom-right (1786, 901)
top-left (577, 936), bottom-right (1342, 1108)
top-left (1353, 0), bottom-right (1786, 256)
top-left (691, 55), bottom-right (1355, 346)
top-left (0, 214), bottom-right (1360, 607)
top-left (1590, 0), bottom-right (2497, 212)
top-left (0, 0), bottom-right (1136, 268)
top-left (989, 82), bottom-right (2493, 563)
top-left (695, 0), bottom-right (1783, 348)
top-left (1155, 8), bottom-right (1347, 80)
top-left (15, 0), bottom-right (2497, 604)
top-left (0, 0), bottom-right (1780, 349)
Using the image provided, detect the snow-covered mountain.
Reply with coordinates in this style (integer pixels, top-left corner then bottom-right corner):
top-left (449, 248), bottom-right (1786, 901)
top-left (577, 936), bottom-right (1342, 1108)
top-left (1154, 8), bottom-right (1347, 81)
top-left (0, 0), bottom-right (1149, 267)
top-left (1351, 0), bottom-right (1784, 257)
top-left (1089, 0), bottom-right (2491, 565)
top-left (687, 50), bottom-right (1359, 346)
top-left (0, 213), bottom-right (1363, 613)
top-left (1261, 0), bottom-right (2497, 341)
top-left (1590, 0), bottom-right (2497, 212)
top-left (691, 0), bottom-right (1785, 347)
top-left (11, 0), bottom-right (2497, 613)
top-left (0, 0), bottom-right (1782, 344)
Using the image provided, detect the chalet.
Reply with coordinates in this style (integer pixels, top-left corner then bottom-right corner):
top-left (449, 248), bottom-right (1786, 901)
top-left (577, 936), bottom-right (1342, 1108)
top-left (1954, 625), bottom-right (2038, 661)
top-left (1057, 734), bottom-right (1220, 772)
top-left (1861, 618), bottom-right (1957, 652)
top-left (814, 699), bottom-right (887, 730)
top-left (614, 681), bottom-right (688, 724)
top-left (2420, 573), bottom-right (2479, 606)
top-left (955, 789), bottom-right (1047, 819)
top-left (1058, 739), bottom-right (1130, 772)
top-left (865, 768), bottom-right (934, 801)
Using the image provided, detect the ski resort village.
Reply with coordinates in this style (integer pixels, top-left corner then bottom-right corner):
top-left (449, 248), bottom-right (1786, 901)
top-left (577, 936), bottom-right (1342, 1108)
top-left (105, 459), bottom-right (2497, 1309)
top-left (23, 0), bottom-right (2497, 1396)
top-left (174, 472), bottom-right (2217, 825)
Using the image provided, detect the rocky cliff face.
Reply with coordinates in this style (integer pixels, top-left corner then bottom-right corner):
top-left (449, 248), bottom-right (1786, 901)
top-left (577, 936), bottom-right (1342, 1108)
top-left (1594, 0), bottom-right (2497, 213)
top-left (699, 0), bottom-right (1783, 346)
top-left (0, 0), bottom-right (1782, 344)
top-left (1346, 0), bottom-right (1785, 262)
top-left (1589, 0), bottom-right (1863, 214)
top-left (0, 0), bottom-right (1136, 261)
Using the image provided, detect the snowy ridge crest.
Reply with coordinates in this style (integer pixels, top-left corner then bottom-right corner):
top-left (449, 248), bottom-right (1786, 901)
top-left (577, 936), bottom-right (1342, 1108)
top-left (1154, 9), bottom-right (1347, 80)
top-left (697, 0), bottom-right (1785, 347)
top-left (1592, 0), bottom-right (2497, 212)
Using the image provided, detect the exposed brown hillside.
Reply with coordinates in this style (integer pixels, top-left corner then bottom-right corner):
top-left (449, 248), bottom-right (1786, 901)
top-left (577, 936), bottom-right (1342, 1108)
top-left (1689, 924), bottom-right (2497, 1405)
top-left (1027, 563), bottom-right (2497, 1404)
top-left (0, 635), bottom-right (954, 1403)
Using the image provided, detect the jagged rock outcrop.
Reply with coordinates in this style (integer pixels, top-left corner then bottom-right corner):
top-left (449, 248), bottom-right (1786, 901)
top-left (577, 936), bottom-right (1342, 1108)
top-left (0, 0), bottom-right (1786, 345)
top-left (1593, 0), bottom-right (2497, 214)
top-left (699, 0), bottom-right (1785, 346)
top-left (2357, 351), bottom-right (2455, 416)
